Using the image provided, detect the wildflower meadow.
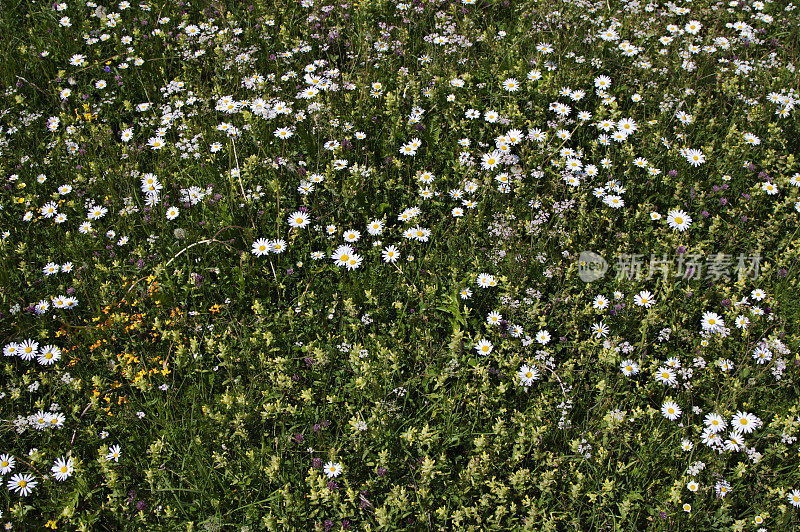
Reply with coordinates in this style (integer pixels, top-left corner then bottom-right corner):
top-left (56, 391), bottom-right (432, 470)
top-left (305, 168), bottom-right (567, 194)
top-left (2, 0), bottom-right (800, 529)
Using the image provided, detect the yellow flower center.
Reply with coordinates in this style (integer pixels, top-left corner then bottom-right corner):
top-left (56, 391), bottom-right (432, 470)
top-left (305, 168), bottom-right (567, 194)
top-left (61, 466), bottom-right (68, 473)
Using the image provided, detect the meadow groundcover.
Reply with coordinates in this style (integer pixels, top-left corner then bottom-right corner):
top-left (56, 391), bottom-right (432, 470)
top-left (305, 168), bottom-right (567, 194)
top-left (1, 0), bottom-right (800, 530)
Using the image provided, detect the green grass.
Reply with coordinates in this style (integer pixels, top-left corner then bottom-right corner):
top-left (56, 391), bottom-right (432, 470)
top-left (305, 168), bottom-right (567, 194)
top-left (0, 0), bottom-right (799, 530)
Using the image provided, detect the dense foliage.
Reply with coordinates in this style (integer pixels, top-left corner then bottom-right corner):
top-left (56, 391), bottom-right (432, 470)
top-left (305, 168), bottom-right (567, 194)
top-left (1, 0), bottom-right (799, 529)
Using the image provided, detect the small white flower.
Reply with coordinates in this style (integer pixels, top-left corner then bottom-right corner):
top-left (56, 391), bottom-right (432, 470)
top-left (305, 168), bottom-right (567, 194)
top-left (661, 400), bottom-right (682, 421)
top-left (323, 461), bottom-right (342, 478)
top-left (106, 445), bottom-right (121, 462)
top-left (474, 339), bottom-right (493, 356)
